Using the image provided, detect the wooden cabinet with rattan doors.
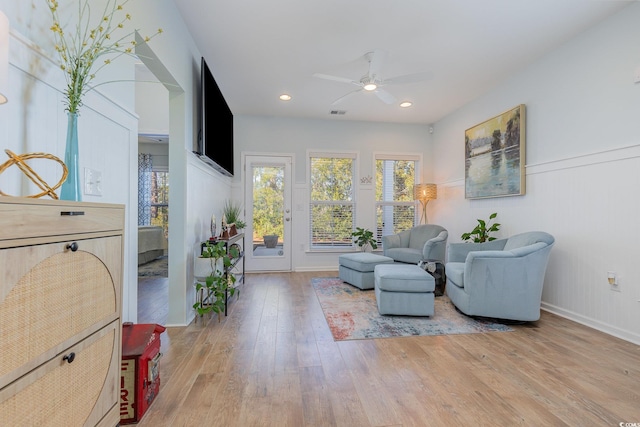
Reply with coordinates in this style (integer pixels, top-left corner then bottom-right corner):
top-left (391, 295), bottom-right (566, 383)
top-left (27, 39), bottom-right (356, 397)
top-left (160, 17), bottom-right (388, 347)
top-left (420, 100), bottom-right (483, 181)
top-left (0, 198), bottom-right (124, 427)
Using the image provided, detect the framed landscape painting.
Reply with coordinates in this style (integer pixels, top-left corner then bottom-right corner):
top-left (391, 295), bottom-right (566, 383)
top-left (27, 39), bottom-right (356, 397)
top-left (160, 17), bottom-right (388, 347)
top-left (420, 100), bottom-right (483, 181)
top-left (465, 104), bottom-right (526, 199)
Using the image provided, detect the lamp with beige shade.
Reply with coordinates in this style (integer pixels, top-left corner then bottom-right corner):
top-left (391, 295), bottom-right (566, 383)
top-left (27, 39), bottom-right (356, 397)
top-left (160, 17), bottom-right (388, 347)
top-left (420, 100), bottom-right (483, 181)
top-left (414, 183), bottom-right (437, 224)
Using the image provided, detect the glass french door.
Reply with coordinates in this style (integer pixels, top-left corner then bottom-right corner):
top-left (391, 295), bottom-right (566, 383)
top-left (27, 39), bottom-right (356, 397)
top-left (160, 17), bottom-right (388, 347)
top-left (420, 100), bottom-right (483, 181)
top-left (244, 155), bottom-right (292, 271)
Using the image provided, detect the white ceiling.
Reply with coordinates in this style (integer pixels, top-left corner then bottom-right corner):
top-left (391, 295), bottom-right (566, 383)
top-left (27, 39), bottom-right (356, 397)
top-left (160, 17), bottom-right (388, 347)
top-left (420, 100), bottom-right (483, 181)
top-left (172, 0), bottom-right (632, 125)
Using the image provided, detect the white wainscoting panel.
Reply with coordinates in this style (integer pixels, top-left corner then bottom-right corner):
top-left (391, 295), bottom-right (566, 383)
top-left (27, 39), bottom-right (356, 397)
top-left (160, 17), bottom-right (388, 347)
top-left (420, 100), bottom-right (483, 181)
top-left (433, 145), bottom-right (640, 344)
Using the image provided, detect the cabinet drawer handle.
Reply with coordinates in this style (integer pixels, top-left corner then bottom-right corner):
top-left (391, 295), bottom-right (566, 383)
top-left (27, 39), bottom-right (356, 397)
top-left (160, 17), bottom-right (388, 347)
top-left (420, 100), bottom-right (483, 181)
top-left (66, 242), bottom-right (79, 252)
top-left (63, 352), bottom-right (76, 364)
top-left (60, 211), bottom-right (85, 216)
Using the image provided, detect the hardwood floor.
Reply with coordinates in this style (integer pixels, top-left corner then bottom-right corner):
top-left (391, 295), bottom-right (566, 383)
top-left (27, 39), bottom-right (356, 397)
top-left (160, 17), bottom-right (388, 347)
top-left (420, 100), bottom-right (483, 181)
top-left (138, 276), bottom-right (169, 325)
top-left (136, 272), bottom-right (640, 426)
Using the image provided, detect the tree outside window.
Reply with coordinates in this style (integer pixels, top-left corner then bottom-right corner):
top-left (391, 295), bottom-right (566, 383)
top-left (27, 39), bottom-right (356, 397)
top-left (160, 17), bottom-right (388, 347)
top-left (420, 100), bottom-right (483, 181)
top-left (150, 171), bottom-right (169, 239)
top-left (309, 155), bottom-right (355, 248)
top-left (252, 166), bottom-right (284, 245)
top-left (376, 158), bottom-right (416, 245)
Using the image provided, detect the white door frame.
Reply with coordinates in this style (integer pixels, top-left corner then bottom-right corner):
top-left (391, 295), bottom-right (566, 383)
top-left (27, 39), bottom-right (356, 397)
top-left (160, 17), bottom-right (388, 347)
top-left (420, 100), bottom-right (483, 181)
top-left (243, 154), bottom-right (292, 272)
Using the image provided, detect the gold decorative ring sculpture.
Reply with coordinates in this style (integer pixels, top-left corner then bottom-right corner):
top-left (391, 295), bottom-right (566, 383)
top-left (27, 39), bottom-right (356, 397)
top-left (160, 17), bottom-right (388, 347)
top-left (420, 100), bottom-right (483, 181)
top-left (0, 149), bottom-right (68, 199)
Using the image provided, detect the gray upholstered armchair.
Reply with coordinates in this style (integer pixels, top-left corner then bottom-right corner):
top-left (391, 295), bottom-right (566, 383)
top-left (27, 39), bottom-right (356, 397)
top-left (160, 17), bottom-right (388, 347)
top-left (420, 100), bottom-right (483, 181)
top-left (382, 224), bottom-right (448, 264)
top-left (445, 231), bottom-right (555, 322)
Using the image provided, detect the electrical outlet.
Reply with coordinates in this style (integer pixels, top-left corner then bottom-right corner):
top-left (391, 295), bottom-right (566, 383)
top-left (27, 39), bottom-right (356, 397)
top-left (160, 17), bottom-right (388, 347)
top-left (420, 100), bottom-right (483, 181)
top-left (84, 168), bottom-right (102, 196)
top-left (608, 272), bottom-right (621, 292)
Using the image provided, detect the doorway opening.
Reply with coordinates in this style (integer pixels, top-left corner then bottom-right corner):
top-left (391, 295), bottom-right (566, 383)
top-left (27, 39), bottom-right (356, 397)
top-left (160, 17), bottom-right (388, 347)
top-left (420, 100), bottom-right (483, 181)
top-left (135, 61), bottom-right (170, 325)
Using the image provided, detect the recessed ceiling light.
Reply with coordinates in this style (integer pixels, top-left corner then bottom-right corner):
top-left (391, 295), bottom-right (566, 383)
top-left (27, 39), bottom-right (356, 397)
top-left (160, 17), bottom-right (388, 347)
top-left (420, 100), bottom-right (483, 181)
top-left (399, 101), bottom-right (413, 108)
top-left (279, 94), bottom-right (292, 101)
top-left (363, 83), bottom-right (377, 91)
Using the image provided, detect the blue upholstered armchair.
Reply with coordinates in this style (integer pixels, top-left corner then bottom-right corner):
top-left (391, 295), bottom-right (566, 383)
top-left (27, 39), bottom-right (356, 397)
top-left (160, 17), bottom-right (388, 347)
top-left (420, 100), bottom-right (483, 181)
top-left (382, 224), bottom-right (448, 264)
top-left (445, 231), bottom-right (555, 322)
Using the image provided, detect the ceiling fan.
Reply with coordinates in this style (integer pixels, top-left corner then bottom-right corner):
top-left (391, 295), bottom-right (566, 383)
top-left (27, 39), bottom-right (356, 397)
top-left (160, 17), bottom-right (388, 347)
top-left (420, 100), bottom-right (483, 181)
top-left (312, 49), bottom-right (433, 106)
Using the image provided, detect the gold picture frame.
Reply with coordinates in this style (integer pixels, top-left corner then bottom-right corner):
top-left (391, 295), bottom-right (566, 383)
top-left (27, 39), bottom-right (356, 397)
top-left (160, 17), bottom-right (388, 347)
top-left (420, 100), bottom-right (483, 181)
top-left (464, 104), bottom-right (526, 199)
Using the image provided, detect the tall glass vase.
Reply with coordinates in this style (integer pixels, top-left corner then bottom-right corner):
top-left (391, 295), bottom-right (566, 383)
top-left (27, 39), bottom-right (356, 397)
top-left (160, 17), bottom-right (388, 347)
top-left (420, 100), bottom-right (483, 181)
top-left (60, 111), bottom-right (82, 201)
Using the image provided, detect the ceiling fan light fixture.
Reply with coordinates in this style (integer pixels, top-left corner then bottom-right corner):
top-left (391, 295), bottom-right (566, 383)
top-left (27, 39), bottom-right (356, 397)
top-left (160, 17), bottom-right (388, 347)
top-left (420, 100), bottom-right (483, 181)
top-left (314, 50), bottom-right (432, 107)
top-left (279, 94), bottom-right (292, 101)
top-left (399, 101), bottom-right (412, 108)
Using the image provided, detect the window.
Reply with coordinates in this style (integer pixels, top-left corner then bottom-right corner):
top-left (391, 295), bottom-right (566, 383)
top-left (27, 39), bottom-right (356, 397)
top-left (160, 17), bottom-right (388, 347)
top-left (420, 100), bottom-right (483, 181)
top-left (376, 155), bottom-right (419, 245)
top-left (309, 153), bottom-right (356, 249)
top-left (251, 165), bottom-right (284, 246)
top-left (150, 170), bottom-right (169, 239)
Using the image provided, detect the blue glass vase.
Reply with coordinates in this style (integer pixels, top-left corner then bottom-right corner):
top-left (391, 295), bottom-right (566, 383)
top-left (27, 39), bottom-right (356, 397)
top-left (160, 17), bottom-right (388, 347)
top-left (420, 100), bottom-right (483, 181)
top-left (60, 111), bottom-right (82, 201)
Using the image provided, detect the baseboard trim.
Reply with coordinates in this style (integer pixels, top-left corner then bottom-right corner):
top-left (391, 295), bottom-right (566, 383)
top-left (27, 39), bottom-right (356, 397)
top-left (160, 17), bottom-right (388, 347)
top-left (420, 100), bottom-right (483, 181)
top-left (541, 302), bottom-right (640, 345)
top-left (294, 266), bottom-right (338, 273)
top-left (163, 322), bottom-right (189, 328)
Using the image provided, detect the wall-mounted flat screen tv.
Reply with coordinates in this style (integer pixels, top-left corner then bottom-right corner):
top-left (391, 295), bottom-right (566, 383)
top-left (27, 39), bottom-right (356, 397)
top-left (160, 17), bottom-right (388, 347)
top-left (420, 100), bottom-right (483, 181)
top-left (195, 56), bottom-right (234, 177)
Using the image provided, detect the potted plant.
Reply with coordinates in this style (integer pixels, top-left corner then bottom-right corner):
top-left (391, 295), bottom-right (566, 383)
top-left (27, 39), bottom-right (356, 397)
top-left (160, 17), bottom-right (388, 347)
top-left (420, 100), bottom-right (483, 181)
top-left (193, 241), bottom-right (239, 321)
top-left (262, 230), bottom-right (279, 249)
top-left (222, 200), bottom-right (246, 234)
top-left (259, 221), bottom-right (281, 248)
top-left (352, 227), bottom-right (378, 252)
top-left (461, 212), bottom-right (501, 243)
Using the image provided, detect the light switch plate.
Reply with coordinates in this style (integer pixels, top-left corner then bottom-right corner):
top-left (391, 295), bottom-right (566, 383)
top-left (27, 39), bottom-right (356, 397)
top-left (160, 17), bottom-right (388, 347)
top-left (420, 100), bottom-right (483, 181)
top-left (84, 168), bottom-right (103, 196)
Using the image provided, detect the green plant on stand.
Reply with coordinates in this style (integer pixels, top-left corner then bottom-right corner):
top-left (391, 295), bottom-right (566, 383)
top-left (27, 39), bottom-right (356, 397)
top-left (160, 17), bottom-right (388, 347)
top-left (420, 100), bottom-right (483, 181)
top-left (461, 212), bottom-right (501, 243)
top-left (351, 227), bottom-right (378, 252)
top-left (193, 241), bottom-right (239, 321)
top-left (222, 200), bottom-right (246, 230)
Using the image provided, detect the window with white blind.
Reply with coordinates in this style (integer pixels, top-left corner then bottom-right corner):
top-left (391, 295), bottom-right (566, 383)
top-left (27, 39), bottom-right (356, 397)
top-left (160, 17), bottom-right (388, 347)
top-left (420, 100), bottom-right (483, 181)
top-left (309, 152), bottom-right (356, 249)
top-left (376, 155), bottom-right (419, 246)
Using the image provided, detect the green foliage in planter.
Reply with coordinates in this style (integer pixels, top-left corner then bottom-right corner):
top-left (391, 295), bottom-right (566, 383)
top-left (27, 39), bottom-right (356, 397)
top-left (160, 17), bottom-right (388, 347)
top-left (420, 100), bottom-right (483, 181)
top-left (193, 241), bottom-right (237, 321)
top-left (351, 227), bottom-right (378, 252)
top-left (461, 212), bottom-right (501, 243)
top-left (222, 199), bottom-right (246, 230)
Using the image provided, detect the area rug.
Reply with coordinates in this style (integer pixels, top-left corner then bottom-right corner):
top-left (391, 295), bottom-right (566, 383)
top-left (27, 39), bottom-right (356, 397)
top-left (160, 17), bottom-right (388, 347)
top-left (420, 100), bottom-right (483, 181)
top-left (138, 256), bottom-right (168, 277)
top-left (311, 277), bottom-right (513, 341)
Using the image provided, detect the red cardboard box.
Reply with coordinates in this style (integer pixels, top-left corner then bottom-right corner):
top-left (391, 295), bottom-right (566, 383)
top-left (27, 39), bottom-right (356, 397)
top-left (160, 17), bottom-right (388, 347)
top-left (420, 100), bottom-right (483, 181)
top-left (120, 323), bottom-right (166, 424)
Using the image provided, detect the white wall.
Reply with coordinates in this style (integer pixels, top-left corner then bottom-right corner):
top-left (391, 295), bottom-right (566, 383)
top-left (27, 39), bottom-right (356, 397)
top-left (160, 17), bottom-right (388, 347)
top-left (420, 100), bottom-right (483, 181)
top-left (0, 0), bottom-right (230, 327)
top-left (431, 3), bottom-right (640, 344)
top-left (135, 70), bottom-right (169, 135)
top-left (185, 153), bottom-right (233, 308)
top-left (234, 115), bottom-right (432, 271)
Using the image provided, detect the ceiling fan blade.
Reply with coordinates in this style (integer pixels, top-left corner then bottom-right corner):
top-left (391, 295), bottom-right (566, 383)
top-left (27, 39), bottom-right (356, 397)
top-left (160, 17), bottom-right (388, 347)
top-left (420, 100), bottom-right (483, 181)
top-left (383, 70), bottom-right (434, 85)
top-left (368, 49), bottom-right (386, 80)
top-left (331, 88), bottom-right (363, 105)
top-left (374, 89), bottom-right (396, 105)
top-left (313, 73), bottom-right (360, 86)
